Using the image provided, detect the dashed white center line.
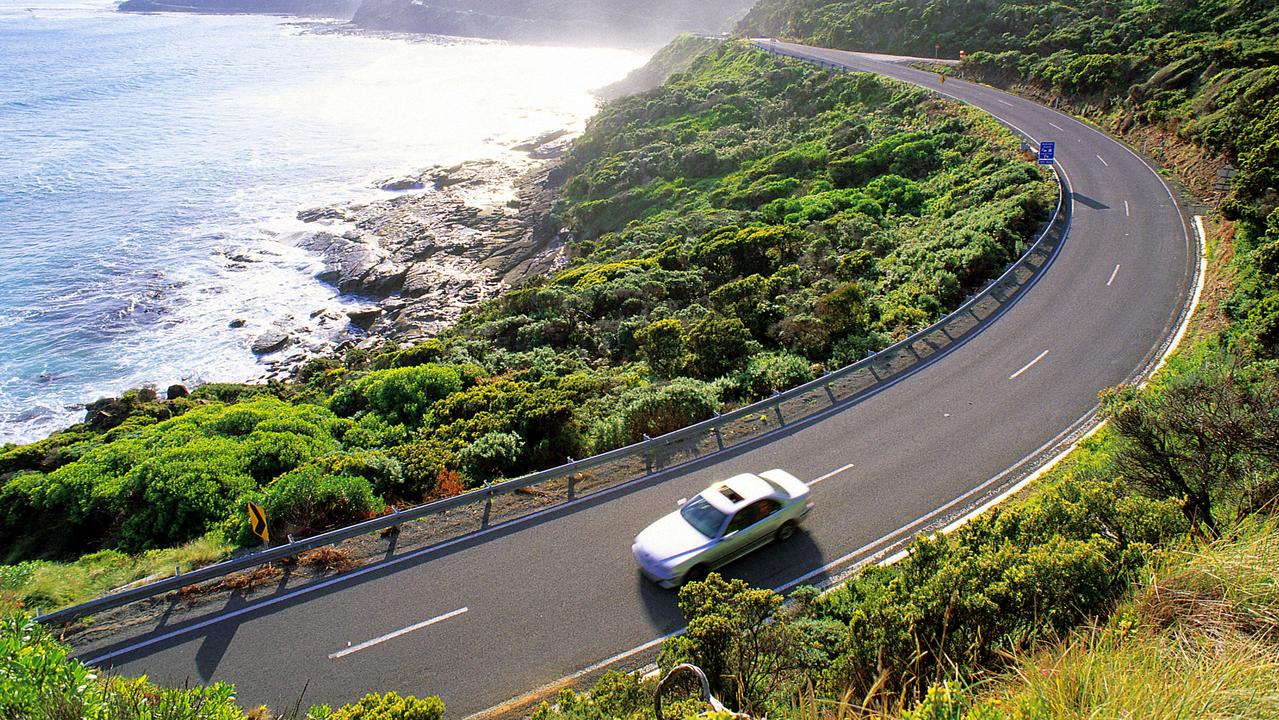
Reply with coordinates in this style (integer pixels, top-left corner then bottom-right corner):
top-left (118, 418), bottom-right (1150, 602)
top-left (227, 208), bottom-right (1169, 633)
top-left (1096, 154), bottom-right (1109, 167)
top-left (1124, 200), bottom-right (1130, 217)
top-left (808, 462), bottom-right (856, 487)
top-left (998, 98), bottom-right (1014, 106)
top-left (1048, 122), bottom-right (1065, 131)
top-left (1107, 264), bottom-right (1121, 287)
top-left (1009, 350), bottom-right (1050, 380)
top-left (330, 607), bottom-right (469, 660)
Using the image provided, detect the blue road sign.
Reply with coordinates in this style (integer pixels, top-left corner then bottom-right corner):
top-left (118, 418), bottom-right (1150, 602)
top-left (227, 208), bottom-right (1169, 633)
top-left (1038, 141), bottom-right (1056, 165)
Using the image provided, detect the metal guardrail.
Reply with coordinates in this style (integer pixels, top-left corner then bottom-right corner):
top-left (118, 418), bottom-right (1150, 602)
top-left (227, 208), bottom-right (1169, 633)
top-left (37, 50), bottom-right (1070, 628)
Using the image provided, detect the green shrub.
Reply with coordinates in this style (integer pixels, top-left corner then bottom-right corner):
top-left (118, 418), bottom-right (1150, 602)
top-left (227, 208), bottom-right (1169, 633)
top-left (0, 614), bottom-right (244, 719)
top-left (737, 352), bottom-right (815, 398)
top-left (117, 437), bottom-right (258, 551)
top-left (458, 431), bottom-right (524, 483)
top-left (634, 318), bottom-right (689, 377)
top-left (687, 313), bottom-right (759, 379)
top-left (590, 378), bottom-right (720, 449)
top-left (259, 465), bottom-right (382, 537)
top-left (331, 691), bottom-right (445, 720)
top-left (330, 364), bottom-right (464, 427)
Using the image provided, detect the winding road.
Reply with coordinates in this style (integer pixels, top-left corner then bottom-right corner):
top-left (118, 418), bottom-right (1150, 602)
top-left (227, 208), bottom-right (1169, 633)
top-left (76, 42), bottom-right (1196, 717)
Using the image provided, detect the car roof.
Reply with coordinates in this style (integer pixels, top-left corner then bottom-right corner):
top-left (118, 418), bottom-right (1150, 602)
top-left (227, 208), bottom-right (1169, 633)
top-left (700, 473), bottom-right (777, 512)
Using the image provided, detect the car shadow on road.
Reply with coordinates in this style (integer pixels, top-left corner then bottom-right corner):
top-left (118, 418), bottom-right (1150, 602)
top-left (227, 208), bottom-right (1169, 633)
top-left (636, 530), bottom-right (827, 629)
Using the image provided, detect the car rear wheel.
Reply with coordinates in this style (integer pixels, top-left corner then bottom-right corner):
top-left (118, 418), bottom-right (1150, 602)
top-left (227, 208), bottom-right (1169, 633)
top-left (776, 520), bottom-right (797, 542)
top-left (683, 564), bottom-right (711, 586)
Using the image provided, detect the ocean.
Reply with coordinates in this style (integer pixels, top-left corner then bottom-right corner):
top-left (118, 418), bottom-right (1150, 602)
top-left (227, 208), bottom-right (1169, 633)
top-left (0, 0), bottom-right (644, 444)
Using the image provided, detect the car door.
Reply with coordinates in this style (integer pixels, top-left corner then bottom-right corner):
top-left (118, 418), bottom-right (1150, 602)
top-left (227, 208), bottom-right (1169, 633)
top-left (719, 499), bottom-right (783, 564)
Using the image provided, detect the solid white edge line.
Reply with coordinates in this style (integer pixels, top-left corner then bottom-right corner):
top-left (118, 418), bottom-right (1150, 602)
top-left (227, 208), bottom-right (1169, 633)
top-left (807, 462), bottom-right (856, 487)
top-left (329, 607), bottom-right (468, 660)
top-left (1009, 349), bottom-right (1050, 380)
top-left (1145, 215), bottom-right (1208, 383)
top-left (1107, 264), bottom-right (1121, 287)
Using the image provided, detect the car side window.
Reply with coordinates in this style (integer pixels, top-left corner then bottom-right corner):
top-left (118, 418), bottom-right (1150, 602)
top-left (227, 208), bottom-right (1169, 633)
top-left (726, 499), bottom-right (782, 534)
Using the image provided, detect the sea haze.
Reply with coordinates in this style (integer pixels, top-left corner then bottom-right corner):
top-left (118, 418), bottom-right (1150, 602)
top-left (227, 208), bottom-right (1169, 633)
top-left (0, 1), bottom-right (644, 444)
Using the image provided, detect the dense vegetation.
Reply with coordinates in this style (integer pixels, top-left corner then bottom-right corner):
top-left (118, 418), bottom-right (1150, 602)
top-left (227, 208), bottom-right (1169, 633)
top-left (739, 0), bottom-right (1279, 353)
top-left (0, 612), bottom-right (445, 720)
top-left (538, 508), bottom-right (1279, 719)
top-left (0, 42), bottom-right (1050, 579)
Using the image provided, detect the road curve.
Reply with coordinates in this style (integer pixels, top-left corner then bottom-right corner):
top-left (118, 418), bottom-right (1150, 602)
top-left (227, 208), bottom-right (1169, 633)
top-left (78, 42), bottom-right (1195, 716)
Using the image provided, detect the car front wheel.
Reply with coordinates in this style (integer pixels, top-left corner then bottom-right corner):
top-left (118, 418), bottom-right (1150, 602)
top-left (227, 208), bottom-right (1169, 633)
top-left (683, 564), bottom-right (711, 586)
top-left (776, 520), bottom-right (797, 542)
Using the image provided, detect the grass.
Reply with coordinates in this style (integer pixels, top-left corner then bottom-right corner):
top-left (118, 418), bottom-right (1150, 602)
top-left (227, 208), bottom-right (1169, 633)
top-left (0, 533), bottom-right (232, 614)
top-left (768, 520), bottom-right (1279, 720)
top-left (982, 518), bottom-right (1279, 720)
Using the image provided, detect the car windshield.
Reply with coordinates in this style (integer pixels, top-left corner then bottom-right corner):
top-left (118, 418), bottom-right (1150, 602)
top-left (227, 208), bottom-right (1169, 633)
top-left (680, 494), bottom-right (727, 538)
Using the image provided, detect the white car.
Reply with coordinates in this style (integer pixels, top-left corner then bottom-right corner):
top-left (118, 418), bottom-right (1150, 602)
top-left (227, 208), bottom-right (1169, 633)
top-left (632, 469), bottom-right (813, 588)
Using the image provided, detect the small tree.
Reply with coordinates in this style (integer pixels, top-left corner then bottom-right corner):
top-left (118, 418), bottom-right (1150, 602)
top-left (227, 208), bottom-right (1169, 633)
top-left (659, 574), bottom-right (819, 714)
top-left (1102, 360), bottom-right (1279, 536)
top-left (688, 314), bottom-right (758, 379)
top-left (635, 318), bottom-right (689, 378)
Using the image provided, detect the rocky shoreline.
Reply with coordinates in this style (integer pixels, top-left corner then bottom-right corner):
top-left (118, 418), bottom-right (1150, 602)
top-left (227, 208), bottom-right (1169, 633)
top-left (247, 132), bottom-right (574, 382)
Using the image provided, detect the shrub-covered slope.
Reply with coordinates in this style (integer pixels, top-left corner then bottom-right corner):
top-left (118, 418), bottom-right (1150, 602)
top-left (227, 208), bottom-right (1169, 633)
top-left (0, 42), bottom-right (1049, 586)
top-left (739, 0), bottom-right (1279, 353)
top-left (0, 612), bottom-right (446, 720)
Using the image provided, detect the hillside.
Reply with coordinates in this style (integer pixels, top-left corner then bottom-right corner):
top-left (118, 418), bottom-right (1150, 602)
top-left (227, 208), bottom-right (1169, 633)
top-left (741, 0), bottom-right (1279, 349)
top-left (350, 0), bottom-right (755, 46)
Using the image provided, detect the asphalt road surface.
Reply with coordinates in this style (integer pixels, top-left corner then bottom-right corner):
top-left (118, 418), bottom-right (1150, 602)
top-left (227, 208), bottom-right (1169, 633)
top-left (78, 41), bottom-right (1195, 717)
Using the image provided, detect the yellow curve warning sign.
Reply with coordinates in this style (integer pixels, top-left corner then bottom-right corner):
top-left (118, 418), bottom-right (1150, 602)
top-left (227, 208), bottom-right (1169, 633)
top-left (247, 500), bottom-right (269, 544)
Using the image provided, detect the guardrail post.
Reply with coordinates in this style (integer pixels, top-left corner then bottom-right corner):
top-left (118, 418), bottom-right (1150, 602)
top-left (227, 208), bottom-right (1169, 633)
top-left (823, 374), bottom-right (837, 404)
top-left (566, 458), bottom-right (576, 500)
top-left (712, 412), bottom-right (725, 451)
top-left (643, 434), bottom-right (654, 474)
top-left (771, 391), bottom-right (786, 427)
top-left (481, 490), bottom-right (493, 529)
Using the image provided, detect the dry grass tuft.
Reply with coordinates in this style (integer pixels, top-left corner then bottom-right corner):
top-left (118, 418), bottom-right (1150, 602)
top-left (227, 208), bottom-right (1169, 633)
top-left (220, 565), bottom-right (283, 595)
top-left (978, 518), bottom-right (1279, 720)
top-left (1138, 518), bottom-right (1279, 645)
top-left (294, 547), bottom-right (356, 574)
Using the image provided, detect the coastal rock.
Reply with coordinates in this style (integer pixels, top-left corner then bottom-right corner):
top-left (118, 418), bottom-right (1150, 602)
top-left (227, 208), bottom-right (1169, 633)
top-left (512, 130), bottom-right (570, 152)
top-left (229, 318), bottom-right (247, 328)
top-left (297, 206), bottom-right (349, 223)
top-left (251, 331), bottom-right (292, 355)
top-left (379, 176), bottom-right (425, 191)
top-left (528, 138), bottom-right (573, 160)
top-left (346, 306), bottom-right (384, 329)
top-left (297, 231), bottom-right (407, 296)
top-left (166, 384), bottom-right (189, 400)
top-left (281, 153), bottom-right (571, 355)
